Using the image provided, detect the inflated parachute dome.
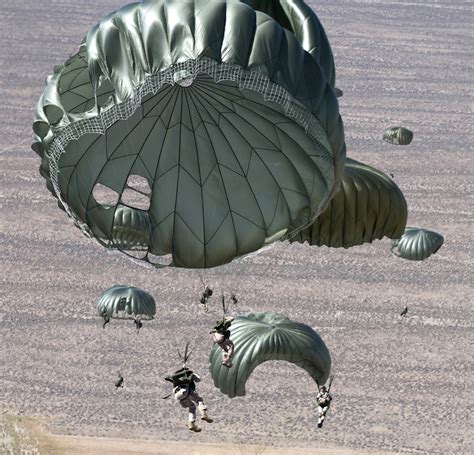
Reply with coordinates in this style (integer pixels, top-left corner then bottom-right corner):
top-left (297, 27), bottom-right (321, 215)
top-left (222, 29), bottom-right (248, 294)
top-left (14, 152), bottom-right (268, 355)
top-left (383, 127), bottom-right (413, 146)
top-left (33, 0), bottom-right (346, 269)
top-left (209, 312), bottom-right (331, 398)
top-left (96, 285), bottom-right (156, 320)
top-left (391, 227), bottom-right (444, 261)
top-left (291, 158), bottom-right (407, 248)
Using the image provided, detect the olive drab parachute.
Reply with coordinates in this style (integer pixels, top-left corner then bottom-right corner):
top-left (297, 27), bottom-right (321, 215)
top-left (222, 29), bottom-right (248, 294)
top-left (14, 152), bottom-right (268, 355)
top-left (32, 0), bottom-right (346, 269)
top-left (383, 127), bottom-right (413, 146)
top-left (209, 312), bottom-right (331, 398)
top-left (96, 285), bottom-right (156, 320)
top-left (391, 227), bottom-right (444, 261)
top-left (291, 158), bottom-right (407, 248)
top-left (242, 0), bottom-right (337, 87)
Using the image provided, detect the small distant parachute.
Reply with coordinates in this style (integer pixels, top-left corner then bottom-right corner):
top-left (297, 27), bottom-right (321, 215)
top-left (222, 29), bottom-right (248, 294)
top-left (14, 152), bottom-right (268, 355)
top-left (391, 227), bottom-right (444, 261)
top-left (209, 312), bottom-right (331, 398)
top-left (291, 158), bottom-right (407, 248)
top-left (334, 87), bottom-right (343, 98)
top-left (383, 127), bottom-right (413, 145)
top-left (96, 285), bottom-right (156, 321)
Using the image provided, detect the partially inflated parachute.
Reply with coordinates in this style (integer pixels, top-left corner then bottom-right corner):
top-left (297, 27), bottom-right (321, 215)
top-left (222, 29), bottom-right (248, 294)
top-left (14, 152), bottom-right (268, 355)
top-left (96, 285), bottom-right (156, 321)
top-left (209, 312), bottom-right (331, 398)
top-left (291, 158), bottom-right (407, 248)
top-left (33, 0), bottom-right (346, 269)
top-left (391, 227), bottom-right (444, 261)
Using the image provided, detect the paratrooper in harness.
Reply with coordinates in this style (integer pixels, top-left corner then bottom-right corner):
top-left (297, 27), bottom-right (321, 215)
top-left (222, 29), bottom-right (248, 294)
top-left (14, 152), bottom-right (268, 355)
top-left (164, 343), bottom-right (213, 432)
top-left (100, 308), bottom-right (110, 328)
top-left (115, 372), bottom-right (124, 389)
top-left (316, 377), bottom-right (333, 428)
top-left (210, 295), bottom-right (236, 368)
top-left (200, 285), bottom-right (213, 308)
top-left (134, 318), bottom-right (143, 333)
top-left (210, 316), bottom-right (235, 368)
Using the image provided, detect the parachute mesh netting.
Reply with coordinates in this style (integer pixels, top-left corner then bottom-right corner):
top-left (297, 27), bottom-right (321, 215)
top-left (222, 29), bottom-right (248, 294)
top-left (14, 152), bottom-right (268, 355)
top-left (33, 0), bottom-right (346, 268)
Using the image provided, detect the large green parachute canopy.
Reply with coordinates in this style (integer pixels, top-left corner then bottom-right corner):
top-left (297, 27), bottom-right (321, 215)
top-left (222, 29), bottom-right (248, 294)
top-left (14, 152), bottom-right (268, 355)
top-left (383, 127), bottom-right (413, 146)
top-left (96, 285), bottom-right (156, 320)
top-left (33, 0), bottom-right (346, 269)
top-left (291, 158), bottom-right (407, 248)
top-left (391, 227), bottom-right (444, 261)
top-left (209, 312), bottom-right (331, 398)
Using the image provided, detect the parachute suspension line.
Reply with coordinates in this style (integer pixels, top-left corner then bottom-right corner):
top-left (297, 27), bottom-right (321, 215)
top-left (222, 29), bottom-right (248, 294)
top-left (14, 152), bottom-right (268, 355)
top-left (207, 240), bottom-right (291, 318)
top-left (196, 271), bottom-right (206, 288)
top-left (177, 341), bottom-right (193, 367)
top-left (221, 294), bottom-right (229, 317)
top-left (327, 374), bottom-right (335, 392)
top-left (230, 241), bottom-right (279, 314)
top-left (192, 269), bottom-right (212, 313)
top-left (317, 373), bottom-right (335, 392)
top-left (328, 344), bottom-right (348, 392)
top-left (390, 242), bottom-right (400, 258)
top-left (191, 226), bottom-right (280, 315)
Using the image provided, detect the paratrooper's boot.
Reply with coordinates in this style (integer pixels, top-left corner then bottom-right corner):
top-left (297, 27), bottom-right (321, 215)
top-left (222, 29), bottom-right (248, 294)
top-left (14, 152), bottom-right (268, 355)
top-left (201, 410), bottom-right (213, 423)
top-left (188, 421), bottom-right (201, 432)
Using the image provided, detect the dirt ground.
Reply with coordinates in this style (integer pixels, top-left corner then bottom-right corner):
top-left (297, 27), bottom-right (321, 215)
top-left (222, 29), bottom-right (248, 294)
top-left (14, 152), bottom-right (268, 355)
top-left (0, 1), bottom-right (472, 454)
top-left (1, 414), bottom-right (393, 455)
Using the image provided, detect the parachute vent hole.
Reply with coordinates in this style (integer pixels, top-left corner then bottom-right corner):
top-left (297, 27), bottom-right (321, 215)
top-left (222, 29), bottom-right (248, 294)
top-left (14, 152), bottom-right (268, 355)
top-left (126, 175), bottom-right (151, 194)
top-left (92, 183), bottom-right (120, 206)
top-left (120, 188), bottom-right (151, 211)
top-left (173, 69), bottom-right (194, 87)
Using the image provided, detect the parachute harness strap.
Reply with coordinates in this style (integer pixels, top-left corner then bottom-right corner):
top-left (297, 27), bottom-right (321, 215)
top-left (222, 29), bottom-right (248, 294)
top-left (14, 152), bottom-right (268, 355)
top-left (222, 295), bottom-right (228, 316)
top-left (47, 57), bottom-right (335, 245)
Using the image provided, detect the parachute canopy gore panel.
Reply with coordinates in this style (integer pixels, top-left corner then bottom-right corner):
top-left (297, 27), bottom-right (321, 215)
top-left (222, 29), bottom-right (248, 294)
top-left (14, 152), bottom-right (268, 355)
top-left (47, 58), bottom-right (337, 268)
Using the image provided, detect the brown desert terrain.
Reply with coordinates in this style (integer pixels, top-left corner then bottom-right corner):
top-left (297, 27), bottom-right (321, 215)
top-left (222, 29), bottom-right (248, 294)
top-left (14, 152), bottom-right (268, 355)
top-left (0, 1), bottom-right (472, 454)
